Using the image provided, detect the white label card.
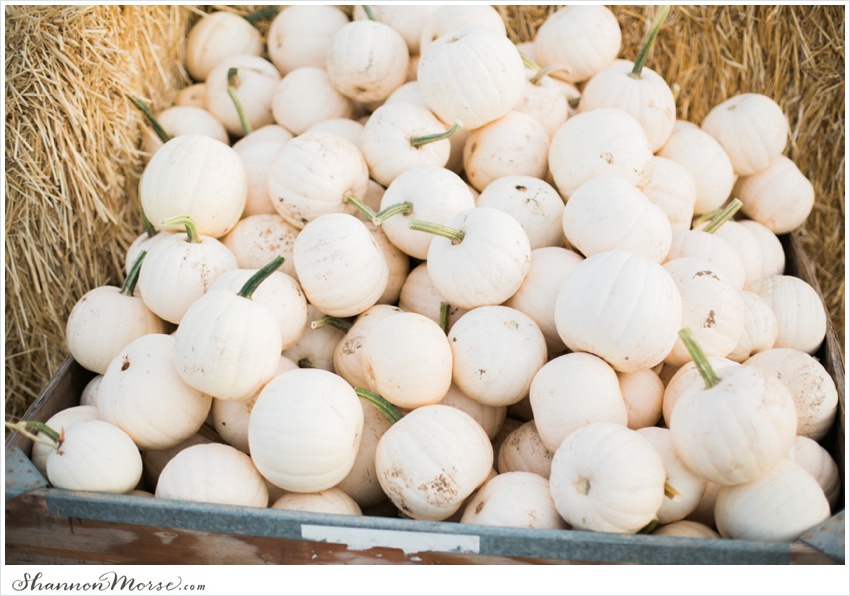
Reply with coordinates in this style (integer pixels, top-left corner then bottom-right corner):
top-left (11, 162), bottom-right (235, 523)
top-left (301, 524), bottom-right (481, 555)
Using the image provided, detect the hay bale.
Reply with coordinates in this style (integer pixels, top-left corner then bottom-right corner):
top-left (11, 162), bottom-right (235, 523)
top-left (4, 6), bottom-right (192, 418)
top-left (4, 5), bottom-right (844, 421)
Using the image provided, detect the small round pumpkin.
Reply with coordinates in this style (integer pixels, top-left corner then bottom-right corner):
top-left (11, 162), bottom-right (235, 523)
top-left (272, 488), bottom-right (362, 516)
top-left (733, 156), bottom-right (815, 235)
top-left (748, 275), bottom-right (827, 355)
top-left (266, 5), bottom-right (349, 75)
top-left (497, 420), bottom-right (554, 479)
top-left (549, 422), bottom-right (666, 534)
top-left (271, 66), bottom-right (356, 135)
top-left (460, 472), bottom-right (567, 530)
top-left (205, 55), bottom-right (282, 138)
top-left (185, 11), bottom-right (264, 82)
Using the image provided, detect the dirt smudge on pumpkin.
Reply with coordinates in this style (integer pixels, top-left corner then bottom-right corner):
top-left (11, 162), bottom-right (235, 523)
top-left (121, 357), bottom-right (131, 371)
top-left (703, 309), bottom-right (716, 328)
top-left (600, 152), bottom-right (614, 164)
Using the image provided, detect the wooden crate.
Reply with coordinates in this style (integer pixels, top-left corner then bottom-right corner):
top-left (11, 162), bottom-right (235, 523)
top-left (4, 233), bottom-right (844, 566)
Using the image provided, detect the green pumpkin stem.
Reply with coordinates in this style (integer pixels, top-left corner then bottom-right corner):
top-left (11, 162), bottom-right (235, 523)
top-left (244, 7), bottom-right (279, 24)
top-left (702, 198), bottom-right (743, 234)
top-left (141, 209), bottom-right (157, 238)
top-left (638, 517), bottom-right (661, 534)
top-left (518, 50), bottom-right (540, 71)
top-left (678, 328), bottom-right (719, 389)
top-left (297, 358), bottom-right (314, 369)
top-left (160, 215), bottom-right (200, 243)
top-left (408, 219), bottom-right (464, 245)
top-left (354, 387), bottom-right (403, 424)
top-left (530, 63), bottom-right (566, 86)
top-left (311, 316), bottom-right (354, 333)
top-left (362, 5), bottom-right (376, 21)
top-left (344, 194), bottom-right (379, 224)
top-left (237, 255), bottom-right (285, 300)
top-left (374, 202), bottom-right (413, 225)
top-left (439, 302), bottom-right (450, 335)
top-left (127, 95), bottom-right (171, 144)
top-left (5, 420), bottom-right (62, 446)
top-left (410, 120), bottom-right (463, 149)
top-left (631, 5), bottom-right (671, 78)
top-left (227, 68), bottom-right (253, 136)
top-left (121, 250), bottom-right (147, 297)
top-left (692, 207), bottom-right (723, 226)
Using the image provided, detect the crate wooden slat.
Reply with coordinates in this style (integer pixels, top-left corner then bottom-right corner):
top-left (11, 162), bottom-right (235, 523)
top-left (5, 233), bottom-right (845, 565)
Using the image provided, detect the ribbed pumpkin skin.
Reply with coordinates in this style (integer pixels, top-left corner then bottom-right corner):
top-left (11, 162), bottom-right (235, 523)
top-left (554, 250), bottom-right (682, 373)
top-left (185, 12), bottom-right (264, 82)
top-left (267, 131), bottom-right (369, 229)
top-left (292, 213), bottom-right (388, 318)
top-left (249, 368), bottom-right (363, 493)
top-left (173, 289), bottom-right (283, 402)
top-left (46, 420), bottom-right (142, 494)
top-left (140, 134), bottom-right (247, 239)
top-left (549, 423), bottom-right (666, 534)
top-left (375, 405), bottom-right (493, 521)
top-left (418, 27), bottom-right (526, 131)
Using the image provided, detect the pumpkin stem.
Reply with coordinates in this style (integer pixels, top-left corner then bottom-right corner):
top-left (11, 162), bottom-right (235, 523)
top-left (127, 95), bottom-right (171, 144)
top-left (630, 5), bottom-right (671, 79)
top-left (664, 481), bottom-right (681, 501)
top-left (237, 255), bottom-right (285, 300)
top-left (567, 95), bottom-right (582, 110)
top-left (244, 7), bottom-right (279, 24)
top-left (638, 517), bottom-right (660, 534)
top-left (311, 315), bottom-right (354, 333)
top-left (530, 63), bottom-right (566, 86)
top-left (354, 387), bottom-right (403, 424)
top-left (574, 477), bottom-right (591, 495)
top-left (702, 198), bottom-right (743, 234)
top-left (160, 215), bottom-right (201, 243)
top-left (344, 194), bottom-right (379, 224)
top-left (297, 358), bottom-right (314, 369)
top-left (439, 302), bottom-right (450, 335)
top-left (410, 120), bottom-right (463, 149)
top-left (227, 68), bottom-right (253, 136)
top-left (407, 219), bottom-right (465, 245)
top-left (361, 5), bottom-right (377, 21)
top-left (4, 420), bottom-right (62, 447)
top-left (121, 250), bottom-right (147, 297)
top-left (678, 328), bottom-right (719, 389)
top-left (517, 50), bottom-right (541, 72)
top-left (141, 209), bottom-right (157, 239)
top-left (374, 202), bottom-right (413, 225)
top-left (692, 206), bottom-right (723, 227)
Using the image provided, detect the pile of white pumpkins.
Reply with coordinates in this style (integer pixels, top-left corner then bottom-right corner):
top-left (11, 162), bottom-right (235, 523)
top-left (29, 5), bottom-right (842, 546)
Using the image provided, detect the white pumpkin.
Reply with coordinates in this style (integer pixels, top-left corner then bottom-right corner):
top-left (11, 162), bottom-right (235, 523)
top-left (267, 131), bottom-right (370, 229)
top-left (272, 488), bottom-right (362, 516)
top-left (665, 227), bottom-right (746, 291)
top-left (714, 459), bottom-right (830, 542)
top-left (140, 106), bottom-right (229, 160)
top-left (734, 156), bottom-right (815, 234)
top-left (554, 250), bottom-right (682, 373)
top-left (66, 252), bottom-right (169, 374)
top-left (250, 368), bottom-right (364, 493)
top-left (497, 420), bottom-right (554, 479)
top-left (726, 291), bottom-right (779, 362)
top-left (651, 520), bottom-right (720, 539)
top-left (30, 405), bottom-right (99, 477)
top-left (701, 93), bottom-right (789, 176)
top-left (786, 436), bottom-right (841, 509)
top-left (661, 356), bottom-right (740, 426)
top-left (438, 383), bottom-right (507, 441)
top-left (504, 246), bottom-right (583, 356)
top-left (530, 352), bottom-right (628, 452)
top-left (460, 472), bottom-right (568, 530)
top-left (548, 108), bottom-right (655, 200)
top-left (266, 5), bottom-right (349, 74)
top-left (549, 423), bottom-right (666, 534)
top-left (326, 19), bottom-right (409, 104)
top-left (333, 305), bottom-right (403, 389)
top-left (140, 134), bottom-right (247, 239)
top-left (220, 214), bottom-right (299, 279)
top-left (643, 156), bottom-right (698, 232)
top-left (744, 348), bottom-right (838, 441)
top-left (748, 275), bottom-right (827, 354)
top-left (397, 262), bottom-right (469, 331)
top-left (155, 443), bottom-right (269, 508)
top-left (293, 213), bottom-right (388, 318)
top-left (46, 420), bottom-right (142, 494)
top-left (283, 304), bottom-right (346, 372)
top-left (375, 404), bottom-right (493, 521)
top-left (361, 312), bottom-right (454, 409)
top-left (562, 176), bottom-right (672, 262)
top-left (669, 329), bottom-right (798, 486)
top-left (271, 67), bottom-right (356, 135)
top-left (353, 5), bottom-right (441, 55)
top-left (418, 5), bottom-right (507, 55)
top-left (738, 219), bottom-right (786, 280)
top-left (173, 258), bottom-right (285, 401)
top-left (448, 306), bottom-right (547, 408)
top-left (205, 54), bottom-right (281, 137)
top-left (231, 126), bottom-right (294, 217)
top-left (185, 11), bottom-right (264, 82)
top-left (97, 334), bottom-right (212, 451)
top-left (379, 166), bottom-right (476, 260)
top-left (476, 176), bottom-right (565, 250)
top-left (420, 207), bottom-right (532, 310)
top-left (418, 27), bottom-right (526, 130)
top-left (463, 111), bottom-right (550, 192)
top-left (533, 5), bottom-right (622, 83)
top-left (618, 368), bottom-right (665, 430)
